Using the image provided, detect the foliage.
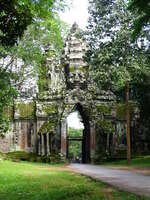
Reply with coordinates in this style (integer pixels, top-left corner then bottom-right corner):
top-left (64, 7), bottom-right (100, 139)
top-left (87, 0), bottom-right (150, 147)
top-left (0, 68), bottom-right (17, 134)
top-left (0, 0), bottom-right (32, 46)
top-left (40, 120), bottom-right (57, 134)
top-left (0, 0), bottom-right (67, 46)
top-left (97, 120), bottom-right (115, 134)
top-left (103, 155), bottom-right (150, 168)
top-left (96, 105), bottom-right (112, 115)
top-left (68, 127), bottom-right (83, 160)
top-left (87, 0), bottom-right (130, 90)
top-left (15, 13), bottom-right (68, 95)
top-left (129, 73), bottom-right (150, 147)
top-left (128, 0), bottom-right (150, 38)
top-left (0, 160), bottom-right (147, 200)
top-left (68, 127), bottom-right (83, 137)
top-left (116, 102), bottom-right (137, 120)
top-left (0, 0), bottom-right (69, 134)
top-left (2, 106), bottom-right (13, 120)
top-left (87, 0), bottom-right (150, 92)
top-left (68, 141), bottom-right (82, 161)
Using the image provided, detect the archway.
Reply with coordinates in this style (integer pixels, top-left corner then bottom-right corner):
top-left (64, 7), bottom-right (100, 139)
top-left (67, 111), bottom-right (83, 163)
top-left (65, 103), bottom-right (91, 163)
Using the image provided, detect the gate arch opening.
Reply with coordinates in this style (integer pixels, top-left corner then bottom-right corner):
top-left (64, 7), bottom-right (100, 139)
top-left (66, 103), bottom-right (91, 163)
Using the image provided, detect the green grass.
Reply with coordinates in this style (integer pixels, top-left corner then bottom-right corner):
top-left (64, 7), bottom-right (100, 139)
top-left (0, 160), bottom-right (149, 200)
top-left (103, 155), bottom-right (150, 168)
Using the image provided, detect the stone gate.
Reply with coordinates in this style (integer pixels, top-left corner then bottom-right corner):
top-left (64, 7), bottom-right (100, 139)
top-left (36, 23), bottom-right (116, 163)
top-left (0, 23), bottom-right (142, 163)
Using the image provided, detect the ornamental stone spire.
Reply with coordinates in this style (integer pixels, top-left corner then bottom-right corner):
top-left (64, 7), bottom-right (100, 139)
top-left (61, 23), bottom-right (88, 90)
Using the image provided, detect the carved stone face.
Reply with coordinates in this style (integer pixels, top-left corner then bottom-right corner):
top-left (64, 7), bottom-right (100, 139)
top-left (61, 25), bottom-right (89, 91)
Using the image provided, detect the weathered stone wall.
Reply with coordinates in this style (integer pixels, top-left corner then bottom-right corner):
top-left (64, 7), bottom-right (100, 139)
top-left (0, 134), bottom-right (13, 153)
top-left (12, 120), bottom-right (37, 152)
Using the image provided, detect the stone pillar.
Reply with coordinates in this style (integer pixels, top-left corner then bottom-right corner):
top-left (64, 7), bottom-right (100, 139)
top-left (106, 133), bottom-right (110, 153)
top-left (32, 120), bottom-right (38, 153)
top-left (20, 122), bottom-right (26, 150)
top-left (38, 134), bottom-right (41, 155)
top-left (90, 122), bottom-right (96, 162)
top-left (61, 119), bottom-right (67, 156)
top-left (41, 134), bottom-right (45, 155)
top-left (47, 133), bottom-right (50, 155)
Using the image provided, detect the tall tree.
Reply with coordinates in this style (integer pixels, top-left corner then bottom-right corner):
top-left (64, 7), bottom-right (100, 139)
top-left (0, 0), bottom-right (68, 134)
top-left (87, 0), bottom-right (149, 92)
top-left (87, 0), bottom-right (150, 162)
top-left (87, 0), bottom-right (132, 91)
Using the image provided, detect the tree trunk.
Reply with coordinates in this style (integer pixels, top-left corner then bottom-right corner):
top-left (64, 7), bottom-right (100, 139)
top-left (126, 80), bottom-right (131, 165)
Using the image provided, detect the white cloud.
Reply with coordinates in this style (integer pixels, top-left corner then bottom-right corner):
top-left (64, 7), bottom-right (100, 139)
top-left (67, 112), bottom-right (84, 129)
top-left (60, 0), bottom-right (89, 29)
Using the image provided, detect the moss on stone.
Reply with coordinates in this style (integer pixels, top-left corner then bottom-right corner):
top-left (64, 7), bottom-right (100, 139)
top-left (79, 67), bottom-right (88, 73)
top-left (16, 102), bottom-right (35, 119)
top-left (69, 66), bottom-right (87, 73)
top-left (69, 66), bottom-right (76, 72)
top-left (42, 103), bottom-right (57, 114)
top-left (96, 105), bottom-right (112, 115)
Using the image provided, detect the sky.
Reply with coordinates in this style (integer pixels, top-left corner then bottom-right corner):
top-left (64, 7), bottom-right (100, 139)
top-left (60, 0), bottom-right (89, 29)
top-left (67, 112), bottom-right (84, 129)
top-left (60, 0), bottom-right (88, 129)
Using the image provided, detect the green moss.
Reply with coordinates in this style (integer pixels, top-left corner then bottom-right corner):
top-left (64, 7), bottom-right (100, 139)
top-left (116, 102), bottom-right (136, 120)
top-left (16, 102), bottom-right (35, 119)
top-left (42, 103), bottom-right (57, 114)
top-left (78, 67), bottom-right (88, 73)
top-left (40, 119), bottom-right (57, 134)
top-left (96, 105), bottom-right (112, 115)
top-left (69, 66), bottom-right (87, 73)
top-left (69, 66), bottom-right (76, 72)
top-left (97, 120), bottom-right (115, 134)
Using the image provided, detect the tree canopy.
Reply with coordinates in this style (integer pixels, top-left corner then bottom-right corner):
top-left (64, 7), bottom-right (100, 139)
top-left (87, 0), bottom-right (150, 93)
top-left (0, 0), bottom-right (68, 135)
top-left (128, 0), bottom-right (150, 38)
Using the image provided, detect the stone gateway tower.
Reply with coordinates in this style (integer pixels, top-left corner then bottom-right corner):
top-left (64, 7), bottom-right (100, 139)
top-left (0, 24), bottom-right (142, 163)
top-left (36, 23), bottom-right (116, 163)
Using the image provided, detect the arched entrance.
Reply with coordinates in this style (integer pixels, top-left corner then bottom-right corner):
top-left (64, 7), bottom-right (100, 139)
top-left (61, 103), bottom-right (91, 163)
top-left (66, 111), bottom-right (83, 163)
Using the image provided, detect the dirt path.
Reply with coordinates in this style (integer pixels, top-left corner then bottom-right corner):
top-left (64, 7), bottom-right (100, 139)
top-left (69, 164), bottom-right (150, 198)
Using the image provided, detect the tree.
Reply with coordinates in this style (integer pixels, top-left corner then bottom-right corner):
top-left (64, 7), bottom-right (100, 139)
top-left (68, 127), bottom-right (83, 160)
top-left (0, 0), bottom-right (68, 134)
top-left (87, 0), bottom-right (133, 91)
top-left (87, 0), bottom-right (150, 92)
top-left (15, 13), bottom-right (69, 96)
top-left (68, 127), bottom-right (83, 137)
top-left (0, 0), bottom-right (32, 46)
top-left (0, 0), bottom-right (67, 46)
top-left (128, 0), bottom-right (150, 38)
top-left (87, 0), bottom-right (150, 163)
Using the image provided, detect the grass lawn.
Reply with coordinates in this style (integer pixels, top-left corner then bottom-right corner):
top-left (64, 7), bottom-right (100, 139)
top-left (103, 155), bottom-right (150, 168)
top-left (0, 160), bottom-right (149, 200)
